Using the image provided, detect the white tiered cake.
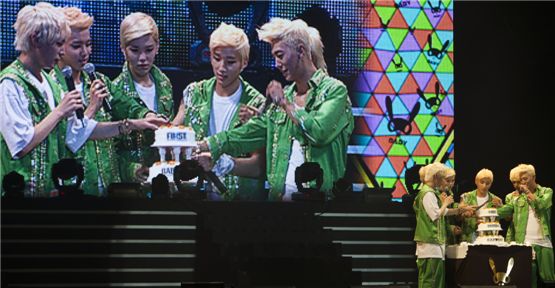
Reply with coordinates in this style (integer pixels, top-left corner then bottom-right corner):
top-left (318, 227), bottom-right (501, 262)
top-left (474, 208), bottom-right (506, 245)
top-left (147, 125), bottom-right (197, 183)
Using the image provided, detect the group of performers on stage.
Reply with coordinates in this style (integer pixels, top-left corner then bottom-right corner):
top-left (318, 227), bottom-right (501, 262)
top-left (413, 162), bottom-right (554, 287)
top-left (0, 2), bottom-right (354, 201)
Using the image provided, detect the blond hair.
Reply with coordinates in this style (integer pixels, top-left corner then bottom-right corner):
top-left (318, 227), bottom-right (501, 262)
top-left (509, 167), bottom-right (520, 182)
top-left (62, 7), bottom-right (93, 31)
top-left (418, 164), bottom-right (429, 183)
top-left (424, 162), bottom-right (447, 184)
top-left (13, 2), bottom-right (70, 52)
top-left (258, 18), bottom-right (326, 70)
top-left (516, 163), bottom-right (535, 177)
top-left (120, 12), bottom-right (159, 49)
top-left (210, 22), bottom-right (250, 62)
top-left (475, 168), bottom-right (493, 182)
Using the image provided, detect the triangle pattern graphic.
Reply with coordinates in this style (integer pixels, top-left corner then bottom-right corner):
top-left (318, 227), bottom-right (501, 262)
top-left (399, 74), bottom-right (420, 94)
top-left (399, 7), bottom-right (421, 26)
top-left (375, 32), bottom-right (396, 52)
top-left (376, 157), bottom-right (397, 178)
top-left (365, 114), bottom-right (385, 134)
top-left (353, 91), bottom-right (372, 108)
top-left (389, 9), bottom-right (409, 28)
top-left (366, 95), bottom-right (385, 115)
top-left (399, 33), bottom-right (421, 52)
top-left (387, 72), bottom-right (410, 92)
top-left (362, 156), bottom-right (385, 175)
top-left (424, 9), bottom-right (443, 28)
top-left (436, 12), bottom-right (453, 30)
top-left (363, 138), bottom-right (385, 156)
top-left (351, 1), bottom-right (453, 199)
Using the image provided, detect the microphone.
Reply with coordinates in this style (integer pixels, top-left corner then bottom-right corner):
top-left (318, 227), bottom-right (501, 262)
top-left (204, 170), bottom-right (228, 195)
top-left (174, 160), bottom-right (228, 195)
top-left (83, 63), bottom-right (112, 113)
top-left (61, 66), bottom-right (84, 122)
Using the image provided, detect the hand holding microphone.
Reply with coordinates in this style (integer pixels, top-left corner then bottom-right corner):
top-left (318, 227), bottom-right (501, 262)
top-left (84, 63), bottom-right (112, 113)
top-left (61, 66), bottom-right (84, 124)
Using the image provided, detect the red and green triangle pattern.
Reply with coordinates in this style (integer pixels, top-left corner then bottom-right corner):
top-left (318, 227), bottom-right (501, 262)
top-left (353, 0), bottom-right (454, 199)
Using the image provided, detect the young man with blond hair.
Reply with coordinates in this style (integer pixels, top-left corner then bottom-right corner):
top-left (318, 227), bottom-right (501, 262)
top-left (498, 164), bottom-right (554, 287)
top-left (459, 168), bottom-right (503, 243)
top-left (0, 2), bottom-right (89, 197)
top-left (174, 22), bottom-right (266, 201)
top-left (111, 12), bottom-right (173, 182)
top-left (197, 18), bottom-right (354, 201)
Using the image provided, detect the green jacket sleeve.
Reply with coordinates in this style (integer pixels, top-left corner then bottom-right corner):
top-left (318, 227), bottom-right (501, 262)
top-left (208, 113), bottom-right (267, 160)
top-left (293, 83), bottom-right (352, 146)
top-left (529, 187), bottom-right (553, 211)
top-left (497, 198), bottom-right (515, 219)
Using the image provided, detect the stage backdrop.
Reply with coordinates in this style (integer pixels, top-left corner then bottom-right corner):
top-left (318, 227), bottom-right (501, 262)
top-left (349, 0), bottom-right (454, 199)
top-left (0, 0), bottom-right (453, 200)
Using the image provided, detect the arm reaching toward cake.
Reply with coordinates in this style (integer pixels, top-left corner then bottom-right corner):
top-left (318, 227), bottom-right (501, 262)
top-left (89, 117), bottom-right (168, 140)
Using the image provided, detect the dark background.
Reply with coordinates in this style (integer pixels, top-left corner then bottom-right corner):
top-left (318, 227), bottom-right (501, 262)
top-left (456, 1), bottom-right (554, 199)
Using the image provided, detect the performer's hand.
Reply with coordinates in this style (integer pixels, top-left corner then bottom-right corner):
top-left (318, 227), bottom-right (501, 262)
top-left (239, 104), bottom-right (261, 123)
top-left (87, 79), bottom-right (108, 115)
top-left (144, 112), bottom-right (168, 123)
top-left (196, 140), bottom-right (209, 153)
top-left (443, 195), bottom-right (454, 206)
top-left (492, 197), bottom-right (503, 207)
top-left (526, 191), bottom-right (536, 201)
top-left (135, 166), bottom-right (149, 182)
top-left (195, 152), bottom-right (214, 172)
top-left (452, 225), bottom-right (462, 236)
top-left (461, 209), bottom-right (474, 218)
top-left (56, 90), bottom-right (83, 118)
top-left (129, 118), bottom-right (167, 131)
top-left (460, 205), bottom-right (476, 217)
top-left (266, 80), bottom-right (286, 107)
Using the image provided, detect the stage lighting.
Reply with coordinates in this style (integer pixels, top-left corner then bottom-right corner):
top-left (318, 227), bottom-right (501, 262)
top-left (173, 161), bottom-right (203, 200)
top-left (2, 171), bottom-right (25, 198)
top-left (292, 162), bottom-right (325, 201)
top-left (51, 158), bottom-right (84, 197)
top-left (332, 177), bottom-right (353, 201)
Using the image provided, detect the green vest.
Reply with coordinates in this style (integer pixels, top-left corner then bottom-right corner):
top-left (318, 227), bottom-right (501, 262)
top-left (50, 66), bottom-right (121, 195)
top-left (0, 60), bottom-right (68, 197)
top-left (459, 190), bottom-right (500, 243)
top-left (181, 77), bottom-right (266, 200)
top-left (413, 184), bottom-right (446, 244)
top-left (111, 63), bottom-right (173, 182)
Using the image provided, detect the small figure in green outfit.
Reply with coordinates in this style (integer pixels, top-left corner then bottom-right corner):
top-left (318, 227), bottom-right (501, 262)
top-left (459, 168), bottom-right (503, 243)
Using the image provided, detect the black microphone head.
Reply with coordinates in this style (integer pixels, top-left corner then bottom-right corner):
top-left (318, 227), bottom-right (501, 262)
top-left (61, 66), bottom-right (73, 78)
top-left (83, 63), bottom-right (95, 75)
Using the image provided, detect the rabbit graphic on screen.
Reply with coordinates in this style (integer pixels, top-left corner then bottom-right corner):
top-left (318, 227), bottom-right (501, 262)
top-left (417, 81), bottom-right (446, 113)
top-left (386, 95), bottom-right (421, 135)
top-left (427, 33), bottom-right (449, 59)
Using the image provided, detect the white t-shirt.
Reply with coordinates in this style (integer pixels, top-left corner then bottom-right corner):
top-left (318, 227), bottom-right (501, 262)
top-left (415, 191), bottom-right (448, 259)
top-left (134, 80), bottom-right (157, 112)
top-left (0, 70), bottom-right (96, 157)
top-left (525, 204), bottom-right (553, 248)
top-left (283, 139), bottom-right (305, 201)
top-left (476, 194), bottom-right (489, 207)
top-left (209, 85), bottom-right (242, 136)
